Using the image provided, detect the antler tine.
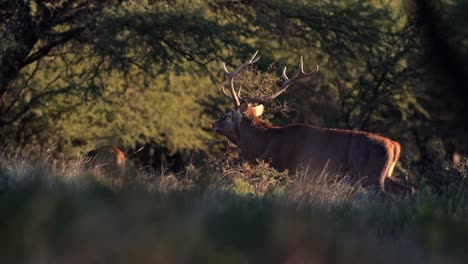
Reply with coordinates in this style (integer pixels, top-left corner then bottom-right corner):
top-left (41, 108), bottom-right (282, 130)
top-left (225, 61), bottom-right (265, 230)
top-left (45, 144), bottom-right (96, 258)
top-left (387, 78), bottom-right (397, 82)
top-left (222, 85), bottom-right (242, 99)
top-left (222, 50), bottom-right (260, 107)
top-left (299, 56), bottom-right (305, 73)
top-left (222, 63), bottom-right (230, 74)
top-left (298, 56), bottom-right (319, 77)
top-left (282, 66), bottom-right (289, 80)
top-left (223, 51), bottom-right (260, 77)
top-left (246, 56), bottom-right (319, 103)
top-left (221, 85), bottom-right (230, 98)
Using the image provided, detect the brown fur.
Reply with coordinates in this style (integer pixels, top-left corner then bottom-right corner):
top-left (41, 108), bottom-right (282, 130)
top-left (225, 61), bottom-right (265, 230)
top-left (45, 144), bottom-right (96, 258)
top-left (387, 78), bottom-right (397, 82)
top-left (84, 146), bottom-right (126, 185)
top-left (214, 103), bottom-right (414, 195)
top-left (111, 146), bottom-right (126, 170)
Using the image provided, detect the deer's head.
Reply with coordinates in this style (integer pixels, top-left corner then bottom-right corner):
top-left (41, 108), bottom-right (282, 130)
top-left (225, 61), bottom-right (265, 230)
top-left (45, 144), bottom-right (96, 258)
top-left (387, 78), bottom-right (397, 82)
top-left (213, 51), bottom-right (318, 145)
top-left (213, 100), bottom-right (264, 144)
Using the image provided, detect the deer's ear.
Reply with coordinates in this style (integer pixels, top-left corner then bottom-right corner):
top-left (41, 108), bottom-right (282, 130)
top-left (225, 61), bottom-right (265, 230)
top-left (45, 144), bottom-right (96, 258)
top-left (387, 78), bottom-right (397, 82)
top-left (239, 100), bottom-right (249, 113)
top-left (252, 104), bottom-right (264, 117)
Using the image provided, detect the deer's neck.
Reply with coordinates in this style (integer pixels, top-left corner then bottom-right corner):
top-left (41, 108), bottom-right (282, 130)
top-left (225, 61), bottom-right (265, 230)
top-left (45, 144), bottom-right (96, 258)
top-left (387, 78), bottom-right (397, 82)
top-left (238, 115), bottom-right (271, 162)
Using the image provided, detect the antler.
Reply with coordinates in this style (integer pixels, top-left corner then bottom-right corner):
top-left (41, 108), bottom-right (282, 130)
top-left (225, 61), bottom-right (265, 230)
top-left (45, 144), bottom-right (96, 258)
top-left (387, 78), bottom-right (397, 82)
top-left (222, 50), bottom-right (260, 107)
top-left (222, 85), bottom-right (242, 99)
top-left (246, 56), bottom-right (319, 104)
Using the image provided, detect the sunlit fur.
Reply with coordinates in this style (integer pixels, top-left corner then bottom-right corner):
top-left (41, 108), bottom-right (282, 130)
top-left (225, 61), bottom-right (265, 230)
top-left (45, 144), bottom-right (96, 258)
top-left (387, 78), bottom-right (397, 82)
top-left (214, 102), bottom-right (413, 195)
top-left (84, 145), bottom-right (126, 179)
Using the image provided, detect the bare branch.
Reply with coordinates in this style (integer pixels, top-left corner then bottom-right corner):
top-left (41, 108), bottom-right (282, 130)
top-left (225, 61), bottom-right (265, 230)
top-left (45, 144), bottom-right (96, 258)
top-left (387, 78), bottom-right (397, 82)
top-left (21, 27), bottom-right (85, 67)
top-left (1, 60), bottom-right (41, 116)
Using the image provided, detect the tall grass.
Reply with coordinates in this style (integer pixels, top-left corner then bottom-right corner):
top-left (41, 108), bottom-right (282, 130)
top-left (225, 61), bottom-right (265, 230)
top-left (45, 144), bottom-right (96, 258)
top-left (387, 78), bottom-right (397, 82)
top-left (0, 150), bottom-right (467, 264)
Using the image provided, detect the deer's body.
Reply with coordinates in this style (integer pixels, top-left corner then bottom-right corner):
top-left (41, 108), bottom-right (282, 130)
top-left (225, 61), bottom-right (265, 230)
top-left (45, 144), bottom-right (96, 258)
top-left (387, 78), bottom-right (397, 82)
top-left (84, 146), bottom-right (126, 178)
top-left (214, 51), bottom-right (413, 195)
top-left (230, 108), bottom-right (403, 191)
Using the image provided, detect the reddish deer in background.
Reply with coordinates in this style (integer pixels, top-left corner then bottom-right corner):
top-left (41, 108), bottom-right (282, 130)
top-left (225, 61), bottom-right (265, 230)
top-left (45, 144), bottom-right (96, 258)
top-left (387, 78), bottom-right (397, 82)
top-left (213, 51), bottom-right (414, 195)
top-left (84, 146), bottom-right (126, 184)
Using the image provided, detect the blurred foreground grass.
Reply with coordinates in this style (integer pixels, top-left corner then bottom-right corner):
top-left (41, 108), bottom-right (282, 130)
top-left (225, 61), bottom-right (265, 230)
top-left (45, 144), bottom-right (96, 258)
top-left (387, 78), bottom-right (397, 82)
top-left (0, 153), bottom-right (467, 264)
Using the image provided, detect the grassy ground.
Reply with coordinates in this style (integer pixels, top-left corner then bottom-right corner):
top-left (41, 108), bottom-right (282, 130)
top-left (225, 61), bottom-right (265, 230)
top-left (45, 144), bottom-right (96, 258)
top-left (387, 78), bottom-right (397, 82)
top-left (0, 152), bottom-right (467, 264)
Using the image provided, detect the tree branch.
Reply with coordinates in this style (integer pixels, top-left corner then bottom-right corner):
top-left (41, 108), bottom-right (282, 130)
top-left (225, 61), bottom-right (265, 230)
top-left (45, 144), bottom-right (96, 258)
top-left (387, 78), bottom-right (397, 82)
top-left (1, 60), bottom-right (41, 117)
top-left (21, 27), bottom-right (85, 67)
top-left (0, 83), bottom-right (73, 128)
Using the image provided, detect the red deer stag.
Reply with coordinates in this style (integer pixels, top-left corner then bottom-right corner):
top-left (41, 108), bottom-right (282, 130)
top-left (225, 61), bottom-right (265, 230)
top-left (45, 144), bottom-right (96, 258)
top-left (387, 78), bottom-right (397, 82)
top-left (213, 51), bottom-right (413, 195)
top-left (84, 146), bottom-right (126, 184)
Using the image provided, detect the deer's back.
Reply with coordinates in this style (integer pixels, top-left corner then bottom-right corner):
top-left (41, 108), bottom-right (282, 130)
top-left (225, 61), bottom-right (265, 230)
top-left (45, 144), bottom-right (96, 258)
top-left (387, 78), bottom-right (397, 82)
top-left (265, 125), bottom-right (394, 174)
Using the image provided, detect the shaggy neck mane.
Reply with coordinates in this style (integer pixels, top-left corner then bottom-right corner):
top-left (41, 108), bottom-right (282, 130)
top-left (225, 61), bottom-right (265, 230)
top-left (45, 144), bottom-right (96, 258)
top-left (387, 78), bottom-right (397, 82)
top-left (238, 107), bottom-right (271, 162)
top-left (243, 108), bottom-right (271, 130)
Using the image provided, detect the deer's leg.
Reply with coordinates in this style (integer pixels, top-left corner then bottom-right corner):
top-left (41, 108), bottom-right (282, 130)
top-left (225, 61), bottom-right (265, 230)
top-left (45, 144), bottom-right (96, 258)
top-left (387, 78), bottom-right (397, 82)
top-left (383, 177), bottom-right (415, 196)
